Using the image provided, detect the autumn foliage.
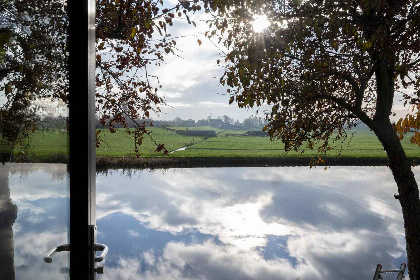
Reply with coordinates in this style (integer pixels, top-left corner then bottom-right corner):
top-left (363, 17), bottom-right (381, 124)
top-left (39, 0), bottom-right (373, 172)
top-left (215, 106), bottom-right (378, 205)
top-left (204, 0), bottom-right (420, 278)
top-left (0, 0), bottom-right (202, 156)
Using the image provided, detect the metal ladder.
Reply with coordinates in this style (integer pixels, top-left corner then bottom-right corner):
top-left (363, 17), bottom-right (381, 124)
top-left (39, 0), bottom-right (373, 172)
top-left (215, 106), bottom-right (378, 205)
top-left (373, 263), bottom-right (406, 280)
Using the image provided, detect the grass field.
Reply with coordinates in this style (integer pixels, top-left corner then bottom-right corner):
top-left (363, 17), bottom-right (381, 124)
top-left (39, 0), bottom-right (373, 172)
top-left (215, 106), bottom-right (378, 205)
top-left (1, 126), bottom-right (419, 159)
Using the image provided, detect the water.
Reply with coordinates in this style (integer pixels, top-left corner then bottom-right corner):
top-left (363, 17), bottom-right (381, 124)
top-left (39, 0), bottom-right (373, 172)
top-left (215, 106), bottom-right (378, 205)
top-left (0, 164), bottom-right (69, 280)
top-left (170, 147), bottom-right (187, 153)
top-left (1, 164), bottom-right (412, 279)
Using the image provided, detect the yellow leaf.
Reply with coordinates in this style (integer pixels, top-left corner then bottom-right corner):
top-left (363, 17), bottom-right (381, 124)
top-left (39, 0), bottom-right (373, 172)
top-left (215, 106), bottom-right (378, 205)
top-left (131, 27), bottom-right (137, 39)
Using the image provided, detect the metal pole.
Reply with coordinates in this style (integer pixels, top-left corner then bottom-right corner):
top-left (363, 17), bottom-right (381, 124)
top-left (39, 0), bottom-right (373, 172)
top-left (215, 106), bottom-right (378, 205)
top-left (373, 264), bottom-right (382, 280)
top-left (68, 0), bottom-right (96, 278)
top-left (396, 263), bottom-right (407, 280)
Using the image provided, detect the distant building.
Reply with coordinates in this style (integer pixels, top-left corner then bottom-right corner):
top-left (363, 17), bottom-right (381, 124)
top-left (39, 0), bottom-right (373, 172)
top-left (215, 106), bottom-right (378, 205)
top-left (196, 119), bottom-right (209, 126)
top-left (221, 123), bottom-right (235, 129)
top-left (181, 119), bottom-right (195, 127)
top-left (208, 119), bottom-right (223, 128)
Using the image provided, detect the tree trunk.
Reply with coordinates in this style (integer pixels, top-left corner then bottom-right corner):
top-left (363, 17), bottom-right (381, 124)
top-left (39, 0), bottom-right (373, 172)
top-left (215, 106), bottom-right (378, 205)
top-left (372, 120), bottom-right (420, 280)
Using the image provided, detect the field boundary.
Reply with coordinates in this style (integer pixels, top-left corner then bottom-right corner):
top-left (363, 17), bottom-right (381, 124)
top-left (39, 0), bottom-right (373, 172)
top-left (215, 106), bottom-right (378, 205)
top-left (3, 153), bottom-right (420, 170)
top-left (96, 156), bottom-right (420, 170)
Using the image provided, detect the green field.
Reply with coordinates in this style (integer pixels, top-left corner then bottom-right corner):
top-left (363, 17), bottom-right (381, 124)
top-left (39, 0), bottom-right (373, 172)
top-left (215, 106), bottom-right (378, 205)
top-left (1, 126), bottom-right (420, 159)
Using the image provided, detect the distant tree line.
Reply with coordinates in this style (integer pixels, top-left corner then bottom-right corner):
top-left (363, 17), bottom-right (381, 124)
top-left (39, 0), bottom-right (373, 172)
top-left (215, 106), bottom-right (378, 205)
top-left (37, 116), bottom-right (67, 132)
top-left (35, 115), bottom-right (268, 131)
top-left (155, 115), bottom-right (267, 130)
top-left (170, 129), bottom-right (217, 137)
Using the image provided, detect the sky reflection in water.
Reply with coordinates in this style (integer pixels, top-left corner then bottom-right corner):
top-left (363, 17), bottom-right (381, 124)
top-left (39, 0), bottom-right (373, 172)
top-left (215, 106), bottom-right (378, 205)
top-left (2, 164), bottom-right (413, 279)
top-left (95, 167), bottom-right (407, 280)
top-left (3, 164), bottom-right (69, 280)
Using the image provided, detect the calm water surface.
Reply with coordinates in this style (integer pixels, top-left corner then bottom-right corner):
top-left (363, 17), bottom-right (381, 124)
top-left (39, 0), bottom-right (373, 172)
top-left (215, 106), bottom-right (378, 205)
top-left (1, 164), bottom-right (412, 279)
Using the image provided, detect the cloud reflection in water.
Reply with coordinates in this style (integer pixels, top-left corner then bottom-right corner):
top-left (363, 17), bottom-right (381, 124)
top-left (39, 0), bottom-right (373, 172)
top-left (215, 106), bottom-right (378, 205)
top-left (5, 164), bottom-right (69, 280)
top-left (2, 164), bottom-right (411, 280)
top-left (95, 167), bottom-right (409, 280)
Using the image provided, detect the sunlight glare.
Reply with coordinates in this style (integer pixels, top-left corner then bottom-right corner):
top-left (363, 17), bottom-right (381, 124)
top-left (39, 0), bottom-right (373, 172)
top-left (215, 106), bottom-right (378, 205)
top-left (252, 15), bottom-right (270, 33)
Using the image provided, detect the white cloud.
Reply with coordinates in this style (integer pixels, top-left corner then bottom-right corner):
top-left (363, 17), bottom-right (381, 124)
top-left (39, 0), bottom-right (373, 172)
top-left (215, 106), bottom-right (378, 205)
top-left (4, 164), bottom-right (411, 280)
top-left (100, 241), bottom-right (316, 280)
top-left (7, 164), bottom-right (68, 201)
top-left (166, 102), bottom-right (193, 108)
top-left (13, 232), bottom-right (69, 280)
top-left (391, 104), bottom-right (415, 122)
top-left (93, 166), bottom-right (410, 280)
top-left (160, 90), bottom-right (184, 99)
top-left (198, 101), bottom-right (230, 108)
top-left (128, 229), bottom-right (139, 237)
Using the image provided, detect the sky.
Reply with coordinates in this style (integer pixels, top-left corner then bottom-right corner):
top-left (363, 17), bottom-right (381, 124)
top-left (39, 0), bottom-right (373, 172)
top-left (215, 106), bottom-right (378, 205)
top-left (135, 6), bottom-right (414, 123)
top-left (32, 7), bottom-right (266, 122)
top-left (145, 9), bottom-right (267, 122)
top-left (25, 3), bottom-right (416, 123)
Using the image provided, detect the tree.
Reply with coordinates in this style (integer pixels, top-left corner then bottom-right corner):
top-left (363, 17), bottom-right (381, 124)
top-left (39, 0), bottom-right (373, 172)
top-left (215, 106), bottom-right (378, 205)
top-left (95, 0), bottom-right (201, 154)
top-left (242, 116), bottom-right (263, 130)
top-left (222, 114), bottom-right (233, 123)
top-left (0, 0), bottom-right (202, 157)
top-left (204, 0), bottom-right (420, 278)
top-left (0, 2), bottom-right (69, 157)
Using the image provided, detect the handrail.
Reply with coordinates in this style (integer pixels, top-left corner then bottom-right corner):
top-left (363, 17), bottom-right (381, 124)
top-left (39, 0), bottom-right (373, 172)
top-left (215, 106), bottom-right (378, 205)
top-left (44, 243), bottom-right (108, 263)
top-left (44, 244), bottom-right (70, 263)
top-left (373, 263), bottom-right (406, 280)
top-left (94, 243), bottom-right (108, 263)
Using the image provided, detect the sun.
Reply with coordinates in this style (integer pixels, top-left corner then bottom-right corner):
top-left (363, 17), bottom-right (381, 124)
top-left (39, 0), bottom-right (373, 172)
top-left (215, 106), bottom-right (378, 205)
top-left (252, 15), bottom-right (270, 33)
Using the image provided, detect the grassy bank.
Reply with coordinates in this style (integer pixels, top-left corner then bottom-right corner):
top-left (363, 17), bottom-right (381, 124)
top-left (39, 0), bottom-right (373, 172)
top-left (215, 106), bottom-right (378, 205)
top-left (1, 126), bottom-right (420, 161)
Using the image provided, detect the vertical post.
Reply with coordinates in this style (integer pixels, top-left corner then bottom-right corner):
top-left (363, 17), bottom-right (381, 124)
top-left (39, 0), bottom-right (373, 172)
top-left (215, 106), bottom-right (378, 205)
top-left (68, 0), bottom-right (96, 278)
top-left (373, 264), bottom-right (382, 280)
top-left (396, 263), bottom-right (407, 280)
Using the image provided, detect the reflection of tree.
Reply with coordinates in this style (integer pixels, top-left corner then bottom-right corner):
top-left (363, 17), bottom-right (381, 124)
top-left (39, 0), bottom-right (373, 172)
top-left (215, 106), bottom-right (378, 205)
top-left (9, 163), bottom-right (67, 182)
top-left (0, 164), bottom-right (17, 280)
top-left (208, 1), bottom-right (420, 277)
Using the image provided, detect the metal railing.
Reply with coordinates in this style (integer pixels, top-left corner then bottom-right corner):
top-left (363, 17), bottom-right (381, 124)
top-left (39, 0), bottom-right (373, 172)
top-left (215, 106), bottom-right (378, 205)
top-left (373, 263), bottom-right (406, 280)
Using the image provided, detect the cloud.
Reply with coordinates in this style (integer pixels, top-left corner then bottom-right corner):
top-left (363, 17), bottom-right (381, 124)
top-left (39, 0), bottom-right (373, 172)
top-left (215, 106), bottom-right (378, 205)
top-left (287, 230), bottom-right (404, 279)
top-left (165, 102), bottom-right (193, 108)
top-left (259, 180), bottom-right (387, 231)
top-left (94, 167), bottom-right (409, 279)
top-left (95, 167), bottom-right (407, 237)
top-left (12, 222), bottom-right (68, 280)
top-left (7, 164), bottom-right (68, 201)
top-left (2, 164), bottom-right (412, 280)
top-left (100, 241), bottom-right (314, 280)
top-left (160, 89), bottom-right (184, 99)
top-left (143, 11), bottom-right (251, 121)
top-left (99, 231), bottom-right (405, 280)
top-left (147, 9), bottom-right (419, 122)
top-left (198, 101), bottom-right (230, 108)
top-left (391, 104), bottom-right (415, 122)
